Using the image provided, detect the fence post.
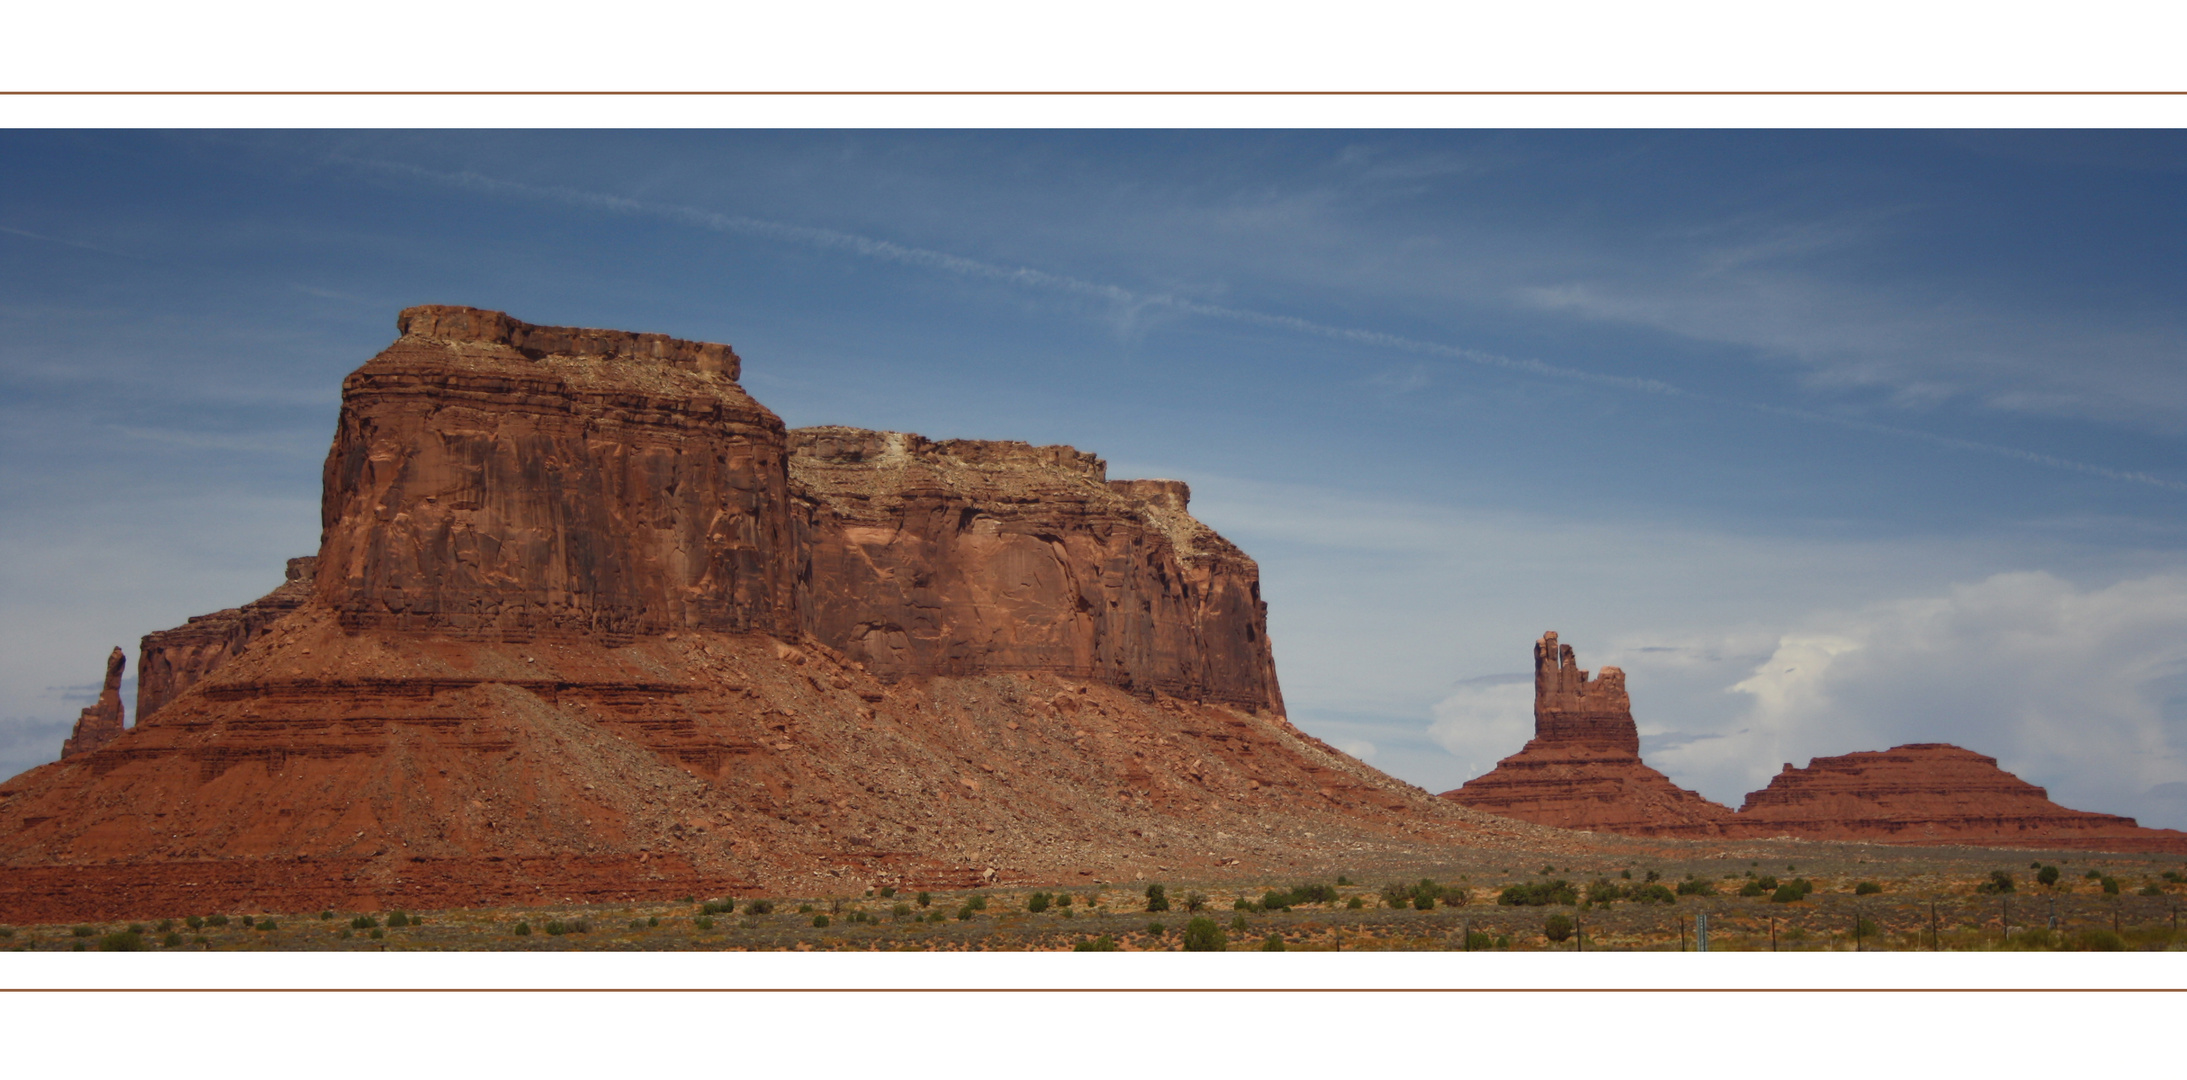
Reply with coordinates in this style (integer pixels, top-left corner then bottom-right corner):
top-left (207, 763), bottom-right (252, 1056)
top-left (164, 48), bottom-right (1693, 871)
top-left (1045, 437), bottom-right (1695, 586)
top-left (1930, 901), bottom-right (1939, 951)
top-left (1698, 911), bottom-right (1709, 953)
top-left (1770, 916), bottom-right (1776, 952)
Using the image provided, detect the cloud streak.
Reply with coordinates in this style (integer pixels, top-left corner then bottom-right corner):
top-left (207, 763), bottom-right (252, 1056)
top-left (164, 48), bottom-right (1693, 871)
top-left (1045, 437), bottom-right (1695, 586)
top-left (348, 156), bottom-right (2187, 495)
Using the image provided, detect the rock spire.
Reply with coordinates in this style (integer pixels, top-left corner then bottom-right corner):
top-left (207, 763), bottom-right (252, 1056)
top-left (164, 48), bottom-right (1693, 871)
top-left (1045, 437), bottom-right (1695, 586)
top-left (59, 647), bottom-right (126, 758)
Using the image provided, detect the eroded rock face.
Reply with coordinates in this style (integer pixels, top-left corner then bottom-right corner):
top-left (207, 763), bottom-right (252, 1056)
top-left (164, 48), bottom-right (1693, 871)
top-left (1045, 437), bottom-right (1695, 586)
top-left (789, 427), bottom-right (1284, 714)
top-left (1440, 632), bottom-right (1736, 836)
top-left (1732, 744), bottom-right (2187, 853)
top-left (59, 648), bottom-right (127, 759)
top-left (137, 557), bottom-right (316, 723)
top-left (0, 306), bottom-right (1558, 923)
top-left (316, 305), bottom-right (799, 642)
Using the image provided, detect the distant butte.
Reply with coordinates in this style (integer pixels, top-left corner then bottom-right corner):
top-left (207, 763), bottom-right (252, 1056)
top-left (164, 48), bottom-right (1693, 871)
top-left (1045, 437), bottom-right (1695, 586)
top-left (1441, 630), bottom-right (2187, 854)
top-left (1439, 632), bottom-right (1737, 837)
top-left (1735, 743), bottom-right (2187, 853)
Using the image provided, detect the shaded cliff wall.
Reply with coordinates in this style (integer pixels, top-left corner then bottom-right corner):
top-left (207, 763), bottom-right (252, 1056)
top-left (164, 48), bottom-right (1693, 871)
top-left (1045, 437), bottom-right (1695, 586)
top-left (137, 557), bottom-right (316, 723)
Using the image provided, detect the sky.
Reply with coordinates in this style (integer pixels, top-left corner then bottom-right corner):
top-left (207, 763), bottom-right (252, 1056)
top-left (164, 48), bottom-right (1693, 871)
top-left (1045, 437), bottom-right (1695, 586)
top-left (5, 130), bottom-right (2187, 829)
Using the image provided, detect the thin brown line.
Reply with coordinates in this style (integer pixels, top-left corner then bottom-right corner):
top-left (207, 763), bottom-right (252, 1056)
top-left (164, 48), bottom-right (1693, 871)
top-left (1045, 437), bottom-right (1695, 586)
top-left (1, 90), bottom-right (2184, 97)
top-left (4, 988), bottom-right (2182, 994)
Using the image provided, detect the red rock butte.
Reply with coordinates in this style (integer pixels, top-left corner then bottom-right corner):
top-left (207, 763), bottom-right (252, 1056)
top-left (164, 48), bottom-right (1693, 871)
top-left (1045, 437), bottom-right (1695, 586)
top-left (1439, 632), bottom-right (2187, 853)
top-left (0, 305), bottom-right (1545, 923)
top-left (1439, 632), bottom-right (1737, 837)
top-left (1735, 743), bottom-right (2187, 853)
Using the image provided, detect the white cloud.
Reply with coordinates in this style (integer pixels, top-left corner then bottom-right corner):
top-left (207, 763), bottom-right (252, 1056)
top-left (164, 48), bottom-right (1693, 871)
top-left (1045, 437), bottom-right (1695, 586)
top-left (1427, 676), bottom-right (1533, 785)
top-left (1652, 571), bottom-right (2187, 829)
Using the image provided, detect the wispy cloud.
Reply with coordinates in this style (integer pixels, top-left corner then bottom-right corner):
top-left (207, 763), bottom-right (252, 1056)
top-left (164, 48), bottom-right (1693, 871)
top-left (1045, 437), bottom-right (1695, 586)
top-left (341, 156), bottom-right (2187, 495)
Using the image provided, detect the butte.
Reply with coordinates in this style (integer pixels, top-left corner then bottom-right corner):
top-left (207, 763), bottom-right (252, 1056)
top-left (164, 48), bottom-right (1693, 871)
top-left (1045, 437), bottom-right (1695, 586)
top-left (0, 305), bottom-right (1546, 923)
top-left (1438, 631), bottom-right (1737, 837)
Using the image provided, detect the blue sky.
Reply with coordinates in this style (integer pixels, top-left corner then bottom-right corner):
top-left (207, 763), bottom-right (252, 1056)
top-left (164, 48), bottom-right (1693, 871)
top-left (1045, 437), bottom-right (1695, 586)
top-left (5, 130), bottom-right (2187, 828)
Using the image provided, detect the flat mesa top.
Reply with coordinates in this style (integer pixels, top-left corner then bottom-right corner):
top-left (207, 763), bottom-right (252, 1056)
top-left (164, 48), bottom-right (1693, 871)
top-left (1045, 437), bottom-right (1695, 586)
top-left (394, 305), bottom-right (741, 379)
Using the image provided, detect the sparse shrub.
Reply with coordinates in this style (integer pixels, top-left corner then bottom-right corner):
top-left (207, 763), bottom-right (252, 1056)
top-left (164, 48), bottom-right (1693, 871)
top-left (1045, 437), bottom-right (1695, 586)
top-left (1632, 884), bottom-right (1677, 905)
top-left (1346, 896), bottom-right (1364, 910)
top-left (1145, 921), bottom-right (1166, 937)
top-left (1464, 930), bottom-right (1495, 950)
top-left (892, 903), bottom-right (913, 919)
top-left (1587, 879), bottom-right (1627, 905)
top-left (1544, 914), bottom-right (1574, 943)
top-left (2084, 869), bottom-right (2102, 880)
top-left (1145, 884), bottom-right (1170, 913)
top-left (1499, 880), bottom-right (1578, 906)
top-left (387, 911), bottom-right (409, 928)
top-left (1381, 881), bottom-right (1413, 908)
top-left (128, 924), bottom-right (146, 934)
top-left (1978, 870), bottom-right (2016, 895)
top-left (1770, 879), bottom-right (1814, 904)
top-left (1675, 877), bottom-right (1715, 898)
top-left (369, 929), bottom-right (384, 940)
top-left (71, 926), bottom-right (94, 937)
top-left (158, 919), bottom-right (174, 932)
top-left (318, 910), bottom-right (332, 921)
top-left (2139, 882), bottom-right (2164, 896)
top-left (192, 935), bottom-right (207, 946)
top-left (2037, 865), bottom-right (2061, 887)
top-left (745, 900), bottom-right (774, 915)
top-left (695, 917), bottom-right (715, 931)
top-left (514, 922), bottom-right (532, 936)
top-left (926, 909), bottom-right (946, 923)
top-left (648, 916), bottom-right (659, 927)
top-left (339, 929), bottom-right (353, 940)
top-left (1233, 897), bottom-right (1253, 911)
top-left (1336, 876), bottom-right (1351, 886)
top-left (1644, 869), bottom-right (1661, 883)
top-left (2163, 871), bottom-right (2184, 884)
top-left (162, 932), bottom-right (183, 948)
top-left (1055, 893), bottom-right (1072, 907)
top-left (185, 916), bottom-right (204, 930)
top-left (351, 915), bottom-right (377, 930)
top-left (1260, 934), bottom-right (1285, 951)
top-left (255, 919), bottom-right (277, 932)
top-left (1182, 916), bottom-right (1226, 951)
top-left (701, 899), bottom-right (735, 915)
top-left (1855, 881), bottom-right (1883, 896)
top-left (1184, 892), bottom-right (1208, 913)
top-left (1739, 880), bottom-right (1766, 897)
top-left (956, 904), bottom-right (975, 921)
top-left (916, 891), bottom-right (932, 908)
top-left (0, 927), bottom-right (11, 938)
top-left (798, 904), bottom-right (815, 914)
top-left (207, 915), bottom-right (229, 928)
top-left (1073, 935), bottom-right (1118, 951)
top-left (968, 895), bottom-right (988, 911)
top-left (1620, 869), bottom-right (1633, 880)
top-left (812, 915), bottom-right (830, 928)
top-left (98, 931), bottom-right (146, 952)
top-left (1260, 890), bottom-right (1293, 912)
top-left (1854, 917), bottom-right (1881, 937)
top-left (629, 919), bottom-right (647, 931)
top-left (1231, 913), bottom-right (1249, 932)
top-left (2101, 876), bottom-right (2121, 895)
top-left (1756, 875), bottom-right (1779, 891)
top-left (1027, 892), bottom-right (1051, 913)
top-left (879, 886), bottom-right (897, 899)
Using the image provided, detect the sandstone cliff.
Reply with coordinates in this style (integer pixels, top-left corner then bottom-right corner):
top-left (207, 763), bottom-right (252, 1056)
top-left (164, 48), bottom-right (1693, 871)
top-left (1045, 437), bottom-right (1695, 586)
top-left (137, 557), bottom-right (316, 722)
top-left (1732, 744), bottom-right (2187, 853)
top-left (1439, 632), bottom-right (1737, 837)
top-left (0, 306), bottom-right (1544, 922)
top-left (58, 648), bottom-right (127, 759)
top-left (790, 427), bottom-right (1283, 714)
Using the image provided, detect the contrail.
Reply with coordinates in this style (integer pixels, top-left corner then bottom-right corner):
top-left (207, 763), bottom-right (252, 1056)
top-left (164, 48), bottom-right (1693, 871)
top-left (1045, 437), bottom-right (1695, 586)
top-left (346, 157), bottom-right (2187, 494)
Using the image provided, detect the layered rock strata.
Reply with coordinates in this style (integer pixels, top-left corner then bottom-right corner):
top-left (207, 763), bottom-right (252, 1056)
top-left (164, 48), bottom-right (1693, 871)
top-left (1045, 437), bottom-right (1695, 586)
top-left (137, 557), bottom-right (316, 722)
top-left (790, 427), bottom-right (1283, 713)
top-left (0, 306), bottom-right (1546, 922)
top-left (1733, 744), bottom-right (2187, 853)
top-left (59, 648), bottom-right (127, 759)
top-left (1440, 632), bottom-right (1736, 837)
